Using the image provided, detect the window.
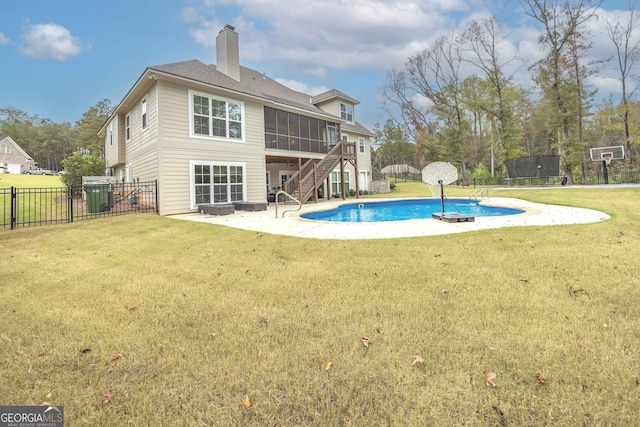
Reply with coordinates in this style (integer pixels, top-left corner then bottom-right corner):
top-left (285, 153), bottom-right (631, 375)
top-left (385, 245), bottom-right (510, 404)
top-left (263, 106), bottom-right (339, 153)
top-left (191, 91), bottom-right (243, 140)
top-left (109, 122), bottom-right (114, 146)
top-left (358, 137), bottom-right (366, 154)
top-left (126, 115), bottom-right (131, 140)
top-left (342, 134), bottom-right (348, 142)
top-left (191, 161), bottom-right (245, 207)
top-left (339, 102), bottom-right (354, 123)
top-left (331, 170), bottom-right (350, 195)
top-left (141, 99), bottom-right (148, 130)
top-left (1, 145), bottom-right (11, 154)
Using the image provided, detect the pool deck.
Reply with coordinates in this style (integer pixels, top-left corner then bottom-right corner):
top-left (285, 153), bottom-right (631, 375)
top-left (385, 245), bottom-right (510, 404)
top-left (169, 196), bottom-right (611, 240)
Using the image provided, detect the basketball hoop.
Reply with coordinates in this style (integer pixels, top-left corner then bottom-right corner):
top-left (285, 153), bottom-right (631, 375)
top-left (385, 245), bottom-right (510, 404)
top-left (603, 155), bottom-right (612, 166)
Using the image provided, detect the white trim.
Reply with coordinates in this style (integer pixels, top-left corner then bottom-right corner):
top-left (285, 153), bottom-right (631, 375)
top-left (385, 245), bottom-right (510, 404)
top-left (141, 98), bottom-right (148, 131)
top-left (330, 169), bottom-right (351, 194)
top-left (358, 137), bottom-right (365, 154)
top-left (339, 102), bottom-right (354, 124)
top-left (188, 89), bottom-right (245, 143)
top-left (189, 160), bottom-right (247, 209)
top-left (125, 114), bottom-right (131, 141)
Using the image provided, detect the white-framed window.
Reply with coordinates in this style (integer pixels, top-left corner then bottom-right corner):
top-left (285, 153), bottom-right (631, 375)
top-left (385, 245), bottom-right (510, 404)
top-left (358, 137), bottom-right (365, 154)
top-left (342, 134), bottom-right (348, 142)
top-left (190, 160), bottom-right (246, 207)
top-left (1, 144), bottom-right (11, 154)
top-left (141, 99), bottom-right (148, 130)
top-left (126, 114), bottom-right (131, 141)
top-left (331, 170), bottom-right (350, 195)
top-left (339, 102), bottom-right (354, 124)
top-left (190, 90), bottom-right (244, 141)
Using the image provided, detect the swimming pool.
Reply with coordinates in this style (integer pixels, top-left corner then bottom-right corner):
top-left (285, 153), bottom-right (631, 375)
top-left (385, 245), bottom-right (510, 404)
top-left (301, 199), bottom-right (524, 222)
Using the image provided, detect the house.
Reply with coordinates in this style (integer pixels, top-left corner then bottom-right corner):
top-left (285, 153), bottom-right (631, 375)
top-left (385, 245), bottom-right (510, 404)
top-left (100, 24), bottom-right (374, 215)
top-left (0, 136), bottom-right (36, 174)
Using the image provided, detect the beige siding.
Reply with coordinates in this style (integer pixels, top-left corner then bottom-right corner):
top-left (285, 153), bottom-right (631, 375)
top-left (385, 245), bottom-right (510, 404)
top-left (316, 100), bottom-right (339, 117)
top-left (155, 81), bottom-right (266, 215)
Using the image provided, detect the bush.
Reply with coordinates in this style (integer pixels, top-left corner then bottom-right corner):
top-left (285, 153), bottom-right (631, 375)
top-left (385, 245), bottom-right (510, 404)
top-left (60, 152), bottom-right (107, 187)
top-left (389, 183), bottom-right (396, 190)
top-left (349, 189), bottom-right (356, 196)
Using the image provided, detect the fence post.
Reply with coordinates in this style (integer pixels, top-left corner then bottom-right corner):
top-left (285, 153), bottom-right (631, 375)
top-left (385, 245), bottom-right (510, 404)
top-left (155, 180), bottom-right (159, 214)
top-left (10, 186), bottom-right (16, 230)
top-left (68, 185), bottom-right (74, 223)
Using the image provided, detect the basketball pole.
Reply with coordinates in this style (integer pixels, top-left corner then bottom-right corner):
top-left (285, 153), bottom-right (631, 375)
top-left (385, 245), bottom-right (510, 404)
top-left (439, 180), bottom-right (445, 214)
top-left (602, 159), bottom-right (609, 184)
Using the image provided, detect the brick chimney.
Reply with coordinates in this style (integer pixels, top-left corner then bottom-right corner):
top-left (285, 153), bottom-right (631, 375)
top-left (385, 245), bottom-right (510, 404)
top-left (216, 24), bottom-right (240, 81)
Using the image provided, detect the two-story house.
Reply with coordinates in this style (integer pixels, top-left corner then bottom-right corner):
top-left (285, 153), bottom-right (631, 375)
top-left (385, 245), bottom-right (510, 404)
top-left (100, 24), bottom-right (373, 215)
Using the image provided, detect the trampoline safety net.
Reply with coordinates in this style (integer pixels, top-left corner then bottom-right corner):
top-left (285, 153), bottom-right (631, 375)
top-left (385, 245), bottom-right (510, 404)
top-left (503, 155), bottom-right (560, 178)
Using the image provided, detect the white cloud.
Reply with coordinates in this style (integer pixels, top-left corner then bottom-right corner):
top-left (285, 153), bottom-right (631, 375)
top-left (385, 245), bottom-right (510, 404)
top-left (274, 78), bottom-right (329, 95)
top-left (184, 0), bottom-right (459, 72)
top-left (19, 23), bottom-right (86, 61)
top-left (182, 0), bottom-right (634, 100)
top-left (0, 32), bottom-right (9, 44)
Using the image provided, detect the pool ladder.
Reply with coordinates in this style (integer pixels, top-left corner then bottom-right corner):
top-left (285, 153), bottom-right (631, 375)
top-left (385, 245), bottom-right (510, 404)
top-left (469, 188), bottom-right (489, 201)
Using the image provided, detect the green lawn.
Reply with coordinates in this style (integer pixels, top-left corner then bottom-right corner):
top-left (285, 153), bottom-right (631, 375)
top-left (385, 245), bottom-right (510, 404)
top-left (1, 183), bottom-right (639, 426)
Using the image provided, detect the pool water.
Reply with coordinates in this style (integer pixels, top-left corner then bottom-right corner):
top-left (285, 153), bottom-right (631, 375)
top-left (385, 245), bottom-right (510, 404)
top-left (301, 199), bottom-right (524, 223)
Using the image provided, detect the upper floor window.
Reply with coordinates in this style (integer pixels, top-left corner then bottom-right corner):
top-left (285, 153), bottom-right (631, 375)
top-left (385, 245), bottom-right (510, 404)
top-left (191, 91), bottom-right (243, 141)
top-left (263, 106), bottom-right (338, 154)
top-left (339, 102), bottom-right (354, 123)
top-left (126, 115), bottom-right (131, 141)
top-left (109, 122), bottom-right (114, 146)
top-left (1, 144), bottom-right (11, 154)
top-left (141, 99), bottom-right (148, 130)
top-left (358, 137), bottom-right (365, 154)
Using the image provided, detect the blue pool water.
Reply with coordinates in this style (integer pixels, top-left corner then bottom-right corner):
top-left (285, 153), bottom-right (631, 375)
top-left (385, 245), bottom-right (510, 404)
top-left (301, 199), bottom-right (524, 222)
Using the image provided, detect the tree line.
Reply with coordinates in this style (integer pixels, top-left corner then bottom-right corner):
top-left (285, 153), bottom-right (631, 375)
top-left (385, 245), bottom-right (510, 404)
top-left (0, 99), bottom-right (112, 172)
top-left (379, 0), bottom-right (640, 184)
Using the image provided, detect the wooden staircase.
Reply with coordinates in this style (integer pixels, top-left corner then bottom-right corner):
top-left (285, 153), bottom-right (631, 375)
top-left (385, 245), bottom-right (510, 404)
top-left (283, 140), bottom-right (358, 204)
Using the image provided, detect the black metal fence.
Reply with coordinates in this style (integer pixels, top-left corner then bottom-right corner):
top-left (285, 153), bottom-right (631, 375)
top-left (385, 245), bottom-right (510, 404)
top-left (474, 169), bottom-right (640, 187)
top-left (1, 180), bottom-right (158, 230)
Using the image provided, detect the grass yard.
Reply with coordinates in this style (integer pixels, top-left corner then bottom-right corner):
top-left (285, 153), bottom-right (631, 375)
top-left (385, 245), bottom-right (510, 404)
top-left (1, 183), bottom-right (639, 425)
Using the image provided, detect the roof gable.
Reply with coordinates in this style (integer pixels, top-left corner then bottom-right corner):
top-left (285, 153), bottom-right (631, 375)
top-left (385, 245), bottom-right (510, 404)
top-left (0, 136), bottom-right (35, 161)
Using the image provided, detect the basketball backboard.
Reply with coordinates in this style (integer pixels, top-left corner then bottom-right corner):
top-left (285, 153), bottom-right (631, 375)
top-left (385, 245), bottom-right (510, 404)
top-left (590, 145), bottom-right (624, 162)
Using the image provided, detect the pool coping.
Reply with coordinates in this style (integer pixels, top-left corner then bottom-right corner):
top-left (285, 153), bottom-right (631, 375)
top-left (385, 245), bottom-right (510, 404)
top-left (169, 196), bottom-right (611, 240)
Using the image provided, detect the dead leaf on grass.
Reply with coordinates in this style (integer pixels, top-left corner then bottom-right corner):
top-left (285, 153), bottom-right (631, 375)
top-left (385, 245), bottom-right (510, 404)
top-left (484, 371), bottom-right (497, 387)
top-left (102, 393), bottom-right (114, 405)
top-left (536, 373), bottom-right (546, 385)
top-left (520, 278), bottom-right (529, 283)
top-left (40, 402), bottom-right (52, 406)
top-left (376, 327), bottom-right (382, 334)
top-left (413, 355), bottom-right (425, 366)
top-left (324, 361), bottom-right (333, 371)
top-left (127, 305), bottom-right (138, 311)
top-left (111, 353), bottom-right (123, 362)
top-left (360, 337), bottom-right (371, 347)
top-left (242, 394), bottom-right (253, 408)
top-left (80, 348), bottom-right (91, 354)
top-left (46, 392), bottom-right (53, 399)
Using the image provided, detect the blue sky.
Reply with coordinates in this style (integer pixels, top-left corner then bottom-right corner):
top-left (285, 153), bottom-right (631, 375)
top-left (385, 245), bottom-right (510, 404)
top-left (0, 0), bottom-right (635, 131)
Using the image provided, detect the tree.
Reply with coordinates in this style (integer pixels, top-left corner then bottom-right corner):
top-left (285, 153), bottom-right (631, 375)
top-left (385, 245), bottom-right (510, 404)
top-left (463, 16), bottom-right (526, 171)
top-left (384, 32), bottom-right (471, 182)
top-left (60, 152), bottom-right (106, 186)
top-left (521, 0), bottom-right (603, 183)
top-left (73, 99), bottom-right (113, 156)
top-left (604, 3), bottom-right (640, 163)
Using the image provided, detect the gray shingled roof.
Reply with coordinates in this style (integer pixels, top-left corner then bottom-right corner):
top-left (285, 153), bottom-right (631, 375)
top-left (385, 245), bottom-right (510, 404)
top-left (150, 60), bottom-right (339, 119)
top-left (312, 89), bottom-right (359, 105)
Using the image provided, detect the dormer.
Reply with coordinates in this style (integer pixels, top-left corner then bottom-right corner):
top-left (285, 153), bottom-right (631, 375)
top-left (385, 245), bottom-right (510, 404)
top-left (311, 89), bottom-right (359, 125)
